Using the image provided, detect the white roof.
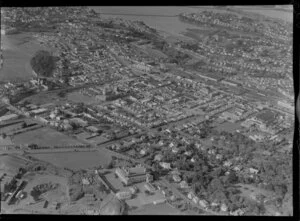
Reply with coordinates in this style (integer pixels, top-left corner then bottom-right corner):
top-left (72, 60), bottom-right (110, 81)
top-left (0, 113), bottom-right (18, 121)
top-left (31, 108), bottom-right (47, 114)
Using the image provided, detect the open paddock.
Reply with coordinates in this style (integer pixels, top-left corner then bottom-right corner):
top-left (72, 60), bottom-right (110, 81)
top-left (22, 92), bottom-right (68, 106)
top-left (28, 149), bottom-right (112, 170)
top-left (67, 92), bottom-right (98, 105)
top-left (215, 121), bottom-right (242, 133)
top-left (13, 127), bottom-right (82, 147)
top-left (0, 153), bottom-right (31, 175)
top-left (0, 33), bottom-right (57, 82)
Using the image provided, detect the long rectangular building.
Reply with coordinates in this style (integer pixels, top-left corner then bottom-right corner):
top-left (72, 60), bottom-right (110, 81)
top-left (0, 113), bottom-right (19, 122)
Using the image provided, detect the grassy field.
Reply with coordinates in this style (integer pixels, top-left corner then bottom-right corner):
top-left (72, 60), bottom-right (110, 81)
top-left (0, 124), bottom-right (22, 135)
top-left (13, 127), bottom-right (82, 146)
top-left (0, 33), bottom-right (57, 82)
top-left (144, 46), bottom-right (168, 59)
top-left (215, 122), bottom-right (242, 133)
top-left (0, 154), bottom-right (30, 175)
top-left (67, 92), bottom-right (98, 105)
top-left (0, 136), bottom-right (14, 145)
top-left (22, 92), bottom-right (68, 106)
top-left (29, 149), bottom-right (112, 170)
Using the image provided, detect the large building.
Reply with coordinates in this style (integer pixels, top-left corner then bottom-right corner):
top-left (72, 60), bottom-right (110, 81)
top-left (115, 165), bottom-right (153, 185)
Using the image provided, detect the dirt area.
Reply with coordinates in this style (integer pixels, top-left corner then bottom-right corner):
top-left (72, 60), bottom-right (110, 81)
top-left (13, 127), bottom-right (82, 146)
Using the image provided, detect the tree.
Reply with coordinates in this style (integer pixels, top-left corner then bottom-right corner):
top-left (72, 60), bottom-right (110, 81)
top-left (182, 203), bottom-right (188, 211)
top-left (58, 90), bottom-right (66, 98)
top-left (209, 178), bottom-right (224, 193)
top-left (209, 167), bottom-right (223, 178)
top-left (105, 159), bottom-right (114, 169)
top-left (225, 172), bottom-right (238, 185)
top-left (30, 50), bottom-right (56, 78)
top-left (21, 122), bottom-right (27, 128)
top-left (70, 121), bottom-right (80, 130)
top-left (274, 184), bottom-right (287, 198)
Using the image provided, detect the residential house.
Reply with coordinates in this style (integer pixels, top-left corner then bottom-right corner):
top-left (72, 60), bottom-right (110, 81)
top-left (230, 208), bottom-right (244, 216)
top-left (140, 149), bottom-right (147, 156)
top-left (82, 178), bottom-right (90, 185)
top-left (179, 180), bottom-right (189, 189)
top-left (249, 168), bottom-right (259, 174)
top-left (220, 203), bottom-right (228, 212)
top-left (223, 160), bottom-right (232, 167)
top-left (184, 151), bottom-right (192, 156)
top-left (199, 199), bottom-right (208, 208)
top-left (159, 162), bottom-right (171, 170)
top-left (172, 147), bottom-right (179, 153)
top-left (193, 196), bottom-right (199, 204)
top-left (129, 186), bottom-right (138, 194)
top-left (154, 154), bottom-right (163, 162)
top-left (233, 166), bottom-right (241, 172)
top-left (187, 191), bottom-right (196, 200)
top-left (172, 174), bottom-right (181, 183)
top-left (144, 183), bottom-right (156, 192)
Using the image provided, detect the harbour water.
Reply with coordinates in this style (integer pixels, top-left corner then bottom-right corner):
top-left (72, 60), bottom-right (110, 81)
top-left (93, 6), bottom-right (292, 38)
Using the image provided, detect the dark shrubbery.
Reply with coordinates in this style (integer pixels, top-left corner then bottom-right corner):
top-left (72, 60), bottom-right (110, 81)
top-left (30, 50), bottom-right (56, 78)
top-left (30, 183), bottom-right (58, 201)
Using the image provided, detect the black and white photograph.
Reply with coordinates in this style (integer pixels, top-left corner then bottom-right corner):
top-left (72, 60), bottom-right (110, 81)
top-left (0, 5), bottom-right (295, 216)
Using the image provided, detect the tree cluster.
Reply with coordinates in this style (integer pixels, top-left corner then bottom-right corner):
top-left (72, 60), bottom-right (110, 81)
top-left (30, 50), bottom-right (56, 78)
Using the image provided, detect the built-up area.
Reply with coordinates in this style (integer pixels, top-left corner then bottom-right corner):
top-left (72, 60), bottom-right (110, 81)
top-left (0, 7), bottom-right (293, 216)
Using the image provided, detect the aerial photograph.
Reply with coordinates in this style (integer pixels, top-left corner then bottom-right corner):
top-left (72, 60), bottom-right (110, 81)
top-left (0, 5), bottom-right (294, 216)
